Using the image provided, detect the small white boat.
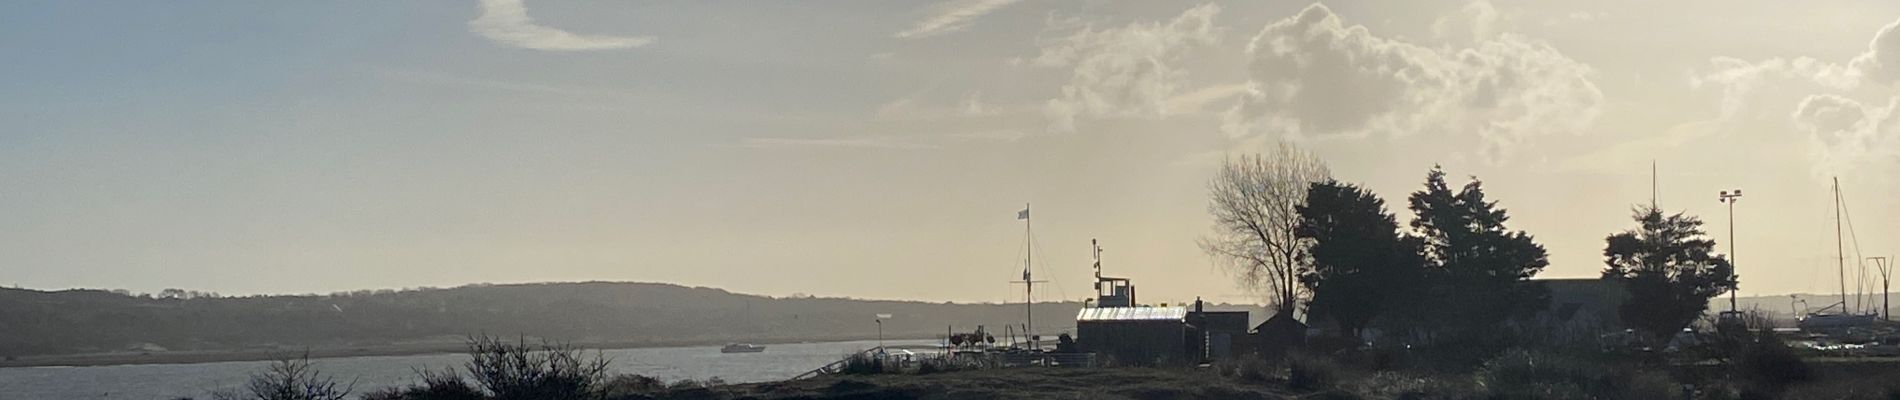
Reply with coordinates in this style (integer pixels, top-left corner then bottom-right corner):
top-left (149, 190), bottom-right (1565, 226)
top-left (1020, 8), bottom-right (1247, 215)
top-left (721, 343), bottom-right (766, 353)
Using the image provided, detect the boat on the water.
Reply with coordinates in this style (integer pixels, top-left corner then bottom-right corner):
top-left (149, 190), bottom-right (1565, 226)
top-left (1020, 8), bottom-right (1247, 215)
top-left (721, 343), bottom-right (766, 353)
top-left (1799, 313), bottom-right (1878, 331)
top-left (1795, 178), bottom-right (1884, 335)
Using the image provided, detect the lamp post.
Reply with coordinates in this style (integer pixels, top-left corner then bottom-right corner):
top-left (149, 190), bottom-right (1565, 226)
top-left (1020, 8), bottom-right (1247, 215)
top-left (1719, 189), bottom-right (1742, 314)
top-left (875, 313), bottom-right (892, 350)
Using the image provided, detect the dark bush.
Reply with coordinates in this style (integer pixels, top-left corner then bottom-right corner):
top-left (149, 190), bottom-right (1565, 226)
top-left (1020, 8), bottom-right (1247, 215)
top-left (463, 336), bottom-right (611, 400)
top-left (597, 374), bottom-right (668, 397)
top-left (1214, 356), bottom-right (1280, 385)
top-left (835, 352), bottom-right (883, 375)
top-left (1476, 348), bottom-right (1675, 399)
top-left (1289, 353), bottom-right (1343, 391)
top-left (221, 356), bottom-right (351, 400)
top-left (361, 369), bottom-right (482, 400)
top-left (1734, 331), bottom-right (1812, 396)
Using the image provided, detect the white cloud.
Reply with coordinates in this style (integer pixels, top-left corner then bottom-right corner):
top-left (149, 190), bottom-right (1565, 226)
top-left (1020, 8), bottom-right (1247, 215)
top-left (1431, 1), bottom-right (1503, 45)
top-left (1848, 18), bottom-right (1900, 86)
top-left (1034, 4), bottom-right (1224, 133)
top-left (470, 0), bottom-right (654, 52)
top-left (1692, 56), bottom-right (1852, 119)
top-left (1791, 94), bottom-right (1900, 176)
top-left (894, 0), bottom-right (1022, 39)
top-left (1693, 16), bottom-right (1900, 100)
top-left (1225, 3), bottom-right (1602, 161)
top-left (1694, 16), bottom-right (1900, 177)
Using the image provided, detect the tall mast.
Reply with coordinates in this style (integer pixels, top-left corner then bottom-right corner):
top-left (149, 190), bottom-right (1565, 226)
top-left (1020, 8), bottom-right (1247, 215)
top-left (1835, 177), bottom-right (1847, 313)
top-left (1010, 203), bottom-right (1045, 342)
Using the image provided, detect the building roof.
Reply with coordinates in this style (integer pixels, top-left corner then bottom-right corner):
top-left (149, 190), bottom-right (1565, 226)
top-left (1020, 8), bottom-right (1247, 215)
top-left (1252, 309), bottom-right (1304, 331)
top-left (1076, 306), bottom-right (1187, 322)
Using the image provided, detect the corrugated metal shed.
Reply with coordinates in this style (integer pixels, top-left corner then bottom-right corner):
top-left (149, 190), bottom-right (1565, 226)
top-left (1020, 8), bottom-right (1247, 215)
top-left (1075, 306), bottom-right (1186, 321)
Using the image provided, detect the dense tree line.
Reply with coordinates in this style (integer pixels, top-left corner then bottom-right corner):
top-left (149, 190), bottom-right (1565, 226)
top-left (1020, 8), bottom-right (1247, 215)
top-left (1207, 141), bottom-right (1734, 350)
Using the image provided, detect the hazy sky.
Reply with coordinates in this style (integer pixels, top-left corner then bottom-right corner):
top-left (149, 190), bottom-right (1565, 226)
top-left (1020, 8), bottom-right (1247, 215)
top-left (3, 0), bottom-right (1897, 305)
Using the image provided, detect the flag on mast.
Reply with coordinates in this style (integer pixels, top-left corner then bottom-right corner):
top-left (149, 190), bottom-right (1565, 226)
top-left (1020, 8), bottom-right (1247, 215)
top-left (1017, 207), bottom-right (1029, 220)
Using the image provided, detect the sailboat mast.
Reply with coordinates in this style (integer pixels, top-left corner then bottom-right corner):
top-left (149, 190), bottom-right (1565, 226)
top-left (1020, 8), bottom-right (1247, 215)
top-left (1024, 202), bottom-right (1032, 337)
top-left (1836, 177), bottom-right (1848, 313)
top-left (1009, 203), bottom-right (1048, 345)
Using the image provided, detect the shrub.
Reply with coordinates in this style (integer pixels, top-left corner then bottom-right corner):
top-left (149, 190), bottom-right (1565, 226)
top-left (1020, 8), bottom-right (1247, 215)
top-left (1288, 352), bottom-right (1343, 391)
top-left (1476, 348), bottom-right (1674, 400)
top-left (1214, 356), bottom-right (1280, 385)
top-left (463, 336), bottom-right (611, 400)
top-left (1733, 332), bottom-right (1811, 396)
top-left (361, 369), bottom-right (482, 400)
top-left (835, 352), bottom-right (884, 375)
top-left (1350, 371), bottom-right (1475, 399)
top-left (222, 356), bottom-right (352, 400)
top-left (597, 374), bottom-right (667, 397)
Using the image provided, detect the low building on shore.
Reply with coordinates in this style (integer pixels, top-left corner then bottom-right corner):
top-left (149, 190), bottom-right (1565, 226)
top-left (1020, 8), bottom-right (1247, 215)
top-left (1075, 306), bottom-right (1188, 365)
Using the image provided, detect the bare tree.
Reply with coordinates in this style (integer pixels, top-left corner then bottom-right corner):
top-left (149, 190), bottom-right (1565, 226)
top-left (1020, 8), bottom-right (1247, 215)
top-left (1200, 141), bottom-right (1330, 315)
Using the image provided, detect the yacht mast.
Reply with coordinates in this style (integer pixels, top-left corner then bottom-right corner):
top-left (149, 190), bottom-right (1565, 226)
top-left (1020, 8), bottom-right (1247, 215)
top-left (1835, 177), bottom-right (1848, 313)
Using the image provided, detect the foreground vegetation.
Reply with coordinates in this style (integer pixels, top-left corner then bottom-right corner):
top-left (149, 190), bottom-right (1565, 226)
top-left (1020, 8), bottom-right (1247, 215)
top-left (194, 330), bottom-right (1900, 400)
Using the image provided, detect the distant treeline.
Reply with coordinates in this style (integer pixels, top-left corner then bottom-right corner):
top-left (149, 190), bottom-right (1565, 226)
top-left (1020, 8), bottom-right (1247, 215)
top-left (0, 282), bottom-right (1261, 357)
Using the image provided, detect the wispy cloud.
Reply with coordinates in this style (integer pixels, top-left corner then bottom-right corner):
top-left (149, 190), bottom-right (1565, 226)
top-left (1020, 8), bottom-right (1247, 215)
top-left (741, 137), bottom-right (940, 150)
top-left (894, 0), bottom-right (1022, 39)
top-left (469, 0), bottom-right (655, 51)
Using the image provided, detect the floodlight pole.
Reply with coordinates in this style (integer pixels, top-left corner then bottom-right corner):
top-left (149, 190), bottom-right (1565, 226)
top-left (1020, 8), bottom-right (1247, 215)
top-left (1719, 189), bottom-right (1742, 314)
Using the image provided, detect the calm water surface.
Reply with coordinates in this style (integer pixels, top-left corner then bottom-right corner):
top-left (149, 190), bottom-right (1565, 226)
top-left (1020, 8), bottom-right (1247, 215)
top-left (0, 339), bottom-right (933, 400)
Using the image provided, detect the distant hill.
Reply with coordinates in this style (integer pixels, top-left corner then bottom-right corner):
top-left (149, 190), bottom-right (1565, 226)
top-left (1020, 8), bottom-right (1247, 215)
top-left (0, 282), bottom-right (1264, 358)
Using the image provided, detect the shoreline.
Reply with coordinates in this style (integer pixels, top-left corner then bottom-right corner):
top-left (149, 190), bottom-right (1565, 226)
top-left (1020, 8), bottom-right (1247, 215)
top-left (0, 334), bottom-right (938, 369)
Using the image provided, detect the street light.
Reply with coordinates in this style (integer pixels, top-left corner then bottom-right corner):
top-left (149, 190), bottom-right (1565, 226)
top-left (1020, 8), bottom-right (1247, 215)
top-left (875, 313), bottom-right (892, 350)
top-left (1719, 189), bottom-right (1742, 314)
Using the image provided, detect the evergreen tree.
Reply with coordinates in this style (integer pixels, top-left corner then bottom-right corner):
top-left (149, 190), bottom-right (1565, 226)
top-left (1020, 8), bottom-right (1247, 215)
top-left (1296, 181), bottom-right (1426, 340)
top-left (1602, 206), bottom-right (1738, 344)
top-left (1407, 166), bottom-right (1550, 333)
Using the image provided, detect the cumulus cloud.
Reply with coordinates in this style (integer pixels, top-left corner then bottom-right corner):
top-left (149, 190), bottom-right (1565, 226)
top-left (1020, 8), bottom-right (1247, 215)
top-left (1790, 94), bottom-right (1900, 175)
top-left (470, 0), bottom-right (654, 52)
top-left (1694, 16), bottom-right (1900, 176)
top-left (894, 0), bottom-right (1022, 39)
top-left (1847, 18), bottom-right (1900, 86)
top-left (1034, 4), bottom-right (1224, 133)
top-left (1224, 3), bottom-right (1602, 160)
top-left (1431, 1), bottom-right (1502, 45)
top-left (1694, 16), bottom-right (1900, 101)
top-left (1692, 56), bottom-right (1853, 119)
